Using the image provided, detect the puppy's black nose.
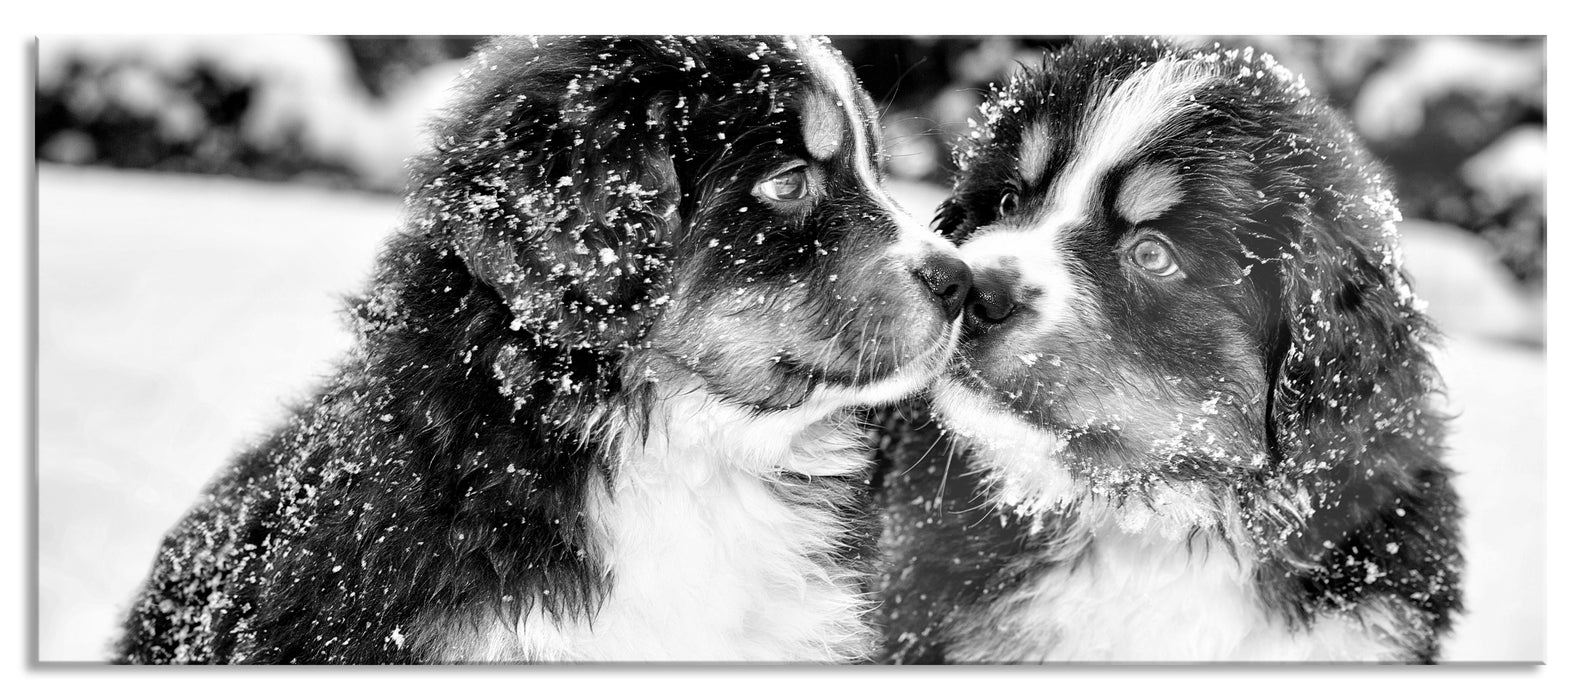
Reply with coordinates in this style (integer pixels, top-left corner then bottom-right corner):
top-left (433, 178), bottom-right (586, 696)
top-left (964, 267), bottom-right (1019, 333)
top-left (913, 253), bottom-right (972, 319)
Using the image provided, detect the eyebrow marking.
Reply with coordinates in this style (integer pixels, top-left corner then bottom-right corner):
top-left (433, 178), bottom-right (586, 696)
top-left (1114, 161), bottom-right (1185, 224)
top-left (801, 92), bottom-right (845, 161)
top-left (1034, 57), bottom-right (1217, 235)
top-left (1018, 121), bottom-right (1054, 185)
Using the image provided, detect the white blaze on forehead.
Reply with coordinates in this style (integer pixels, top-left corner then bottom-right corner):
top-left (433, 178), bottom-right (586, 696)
top-left (1018, 121), bottom-right (1055, 184)
top-left (1115, 161), bottom-right (1185, 224)
top-left (1035, 57), bottom-right (1218, 233)
top-left (801, 92), bottom-right (845, 161)
top-left (959, 59), bottom-right (1217, 338)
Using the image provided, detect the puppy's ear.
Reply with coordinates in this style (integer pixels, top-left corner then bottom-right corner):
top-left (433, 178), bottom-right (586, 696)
top-left (1258, 147), bottom-right (1461, 577)
top-left (1261, 173), bottom-right (1462, 632)
top-left (1267, 193), bottom-right (1439, 479)
top-left (413, 47), bottom-right (685, 355)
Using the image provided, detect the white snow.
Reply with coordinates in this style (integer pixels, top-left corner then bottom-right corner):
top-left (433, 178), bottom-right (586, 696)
top-left (36, 168), bottom-right (1543, 662)
top-left (1398, 219), bottom-right (1544, 344)
top-left (1429, 335), bottom-right (1546, 662)
top-left (37, 166), bottom-right (390, 660)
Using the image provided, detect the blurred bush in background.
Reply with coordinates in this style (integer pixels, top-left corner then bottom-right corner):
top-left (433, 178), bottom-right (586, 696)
top-left (35, 36), bottom-right (476, 191)
top-left (35, 35), bottom-right (1545, 288)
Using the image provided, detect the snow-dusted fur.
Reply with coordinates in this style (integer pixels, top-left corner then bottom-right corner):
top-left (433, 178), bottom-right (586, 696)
top-left (873, 38), bottom-right (1462, 663)
top-left (114, 35), bottom-right (965, 663)
top-left (933, 488), bottom-right (1416, 662)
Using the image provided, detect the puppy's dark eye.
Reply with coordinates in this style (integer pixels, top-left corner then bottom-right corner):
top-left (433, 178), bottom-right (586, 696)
top-left (999, 191), bottom-right (1019, 217)
top-left (756, 166), bottom-right (810, 202)
top-left (1129, 237), bottom-right (1181, 277)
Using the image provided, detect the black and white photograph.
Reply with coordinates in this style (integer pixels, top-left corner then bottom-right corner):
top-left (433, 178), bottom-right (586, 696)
top-left (28, 24), bottom-right (1550, 671)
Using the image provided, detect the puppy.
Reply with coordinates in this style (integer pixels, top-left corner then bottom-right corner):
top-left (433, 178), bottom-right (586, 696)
top-left (115, 35), bottom-right (968, 663)
top-left (873, 37), bottom-right (1462, 663)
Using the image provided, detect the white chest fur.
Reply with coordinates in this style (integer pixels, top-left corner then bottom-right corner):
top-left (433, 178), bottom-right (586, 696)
top-left (952, 508), bottom-right (1412, 663)
top-left (426, 389), bottom-right (875, 662)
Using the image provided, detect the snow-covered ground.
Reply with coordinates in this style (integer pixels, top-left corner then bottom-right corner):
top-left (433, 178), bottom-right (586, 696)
top-left (36, 166), bottom-right (1544, 662)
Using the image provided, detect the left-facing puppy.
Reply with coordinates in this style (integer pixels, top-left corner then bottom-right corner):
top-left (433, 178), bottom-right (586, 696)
top-left (115, 35), bottom-right (968, 664)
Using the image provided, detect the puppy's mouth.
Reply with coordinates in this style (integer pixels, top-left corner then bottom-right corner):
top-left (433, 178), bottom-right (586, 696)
top-left (943, 353), bottom-right (993, 395)
top-left (930, 328), bottom-right (1062, 440)
top-left (934, 351), bottom-right (1016, 422)
top-left (809, 314), bottom-right (963, 408)
top-left (927, 367), bottom-right (1063, 460)
top-left (940, 327), bottom-right (1016, 392)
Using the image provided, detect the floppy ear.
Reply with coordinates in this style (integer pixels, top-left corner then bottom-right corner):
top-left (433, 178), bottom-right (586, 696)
top-left (1266, 191), bottom-right (1440, 483)
top-left (1254, 145), bottom-right (1462, 628)
top-left (1261, 188), bottom-right (1464, 637)
top-left (412, 45), bottom-right (685, 356)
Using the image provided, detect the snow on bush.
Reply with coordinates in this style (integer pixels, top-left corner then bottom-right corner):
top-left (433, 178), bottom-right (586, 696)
top-left (1352, 37), bottom-right (1543, 144)
top-left (37, 35), bottom-right (461, 189)
top-left (1461, 125), bottom-right (1546, 213)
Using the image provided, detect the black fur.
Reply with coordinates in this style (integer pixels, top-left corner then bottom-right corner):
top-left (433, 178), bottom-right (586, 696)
top-left (875, 37), bottom-right (1462, 663)
top-left (115, 35), bottom-right (952, 664)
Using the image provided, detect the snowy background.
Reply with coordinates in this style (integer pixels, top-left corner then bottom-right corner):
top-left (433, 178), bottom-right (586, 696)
top-left (35, 35), bottom-right (1545, 662)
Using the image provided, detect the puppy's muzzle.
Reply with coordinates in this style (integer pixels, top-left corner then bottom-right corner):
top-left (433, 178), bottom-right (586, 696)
top-left (912, 253), bottom-right (972, 320)
top-left (963, 264), bottom-right (1021, 337)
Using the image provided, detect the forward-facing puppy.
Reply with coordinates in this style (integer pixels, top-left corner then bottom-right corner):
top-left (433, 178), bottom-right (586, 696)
top-left (874, 37), bottom-right (1461, 662)
top-left (116, 35), bottom-right (969, 663)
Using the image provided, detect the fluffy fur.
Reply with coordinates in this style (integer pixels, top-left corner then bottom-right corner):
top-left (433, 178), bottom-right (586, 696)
top-left (873, 37), bottom-right (1462, 663)
top-left (115, 35), bottom-right (966, 664)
